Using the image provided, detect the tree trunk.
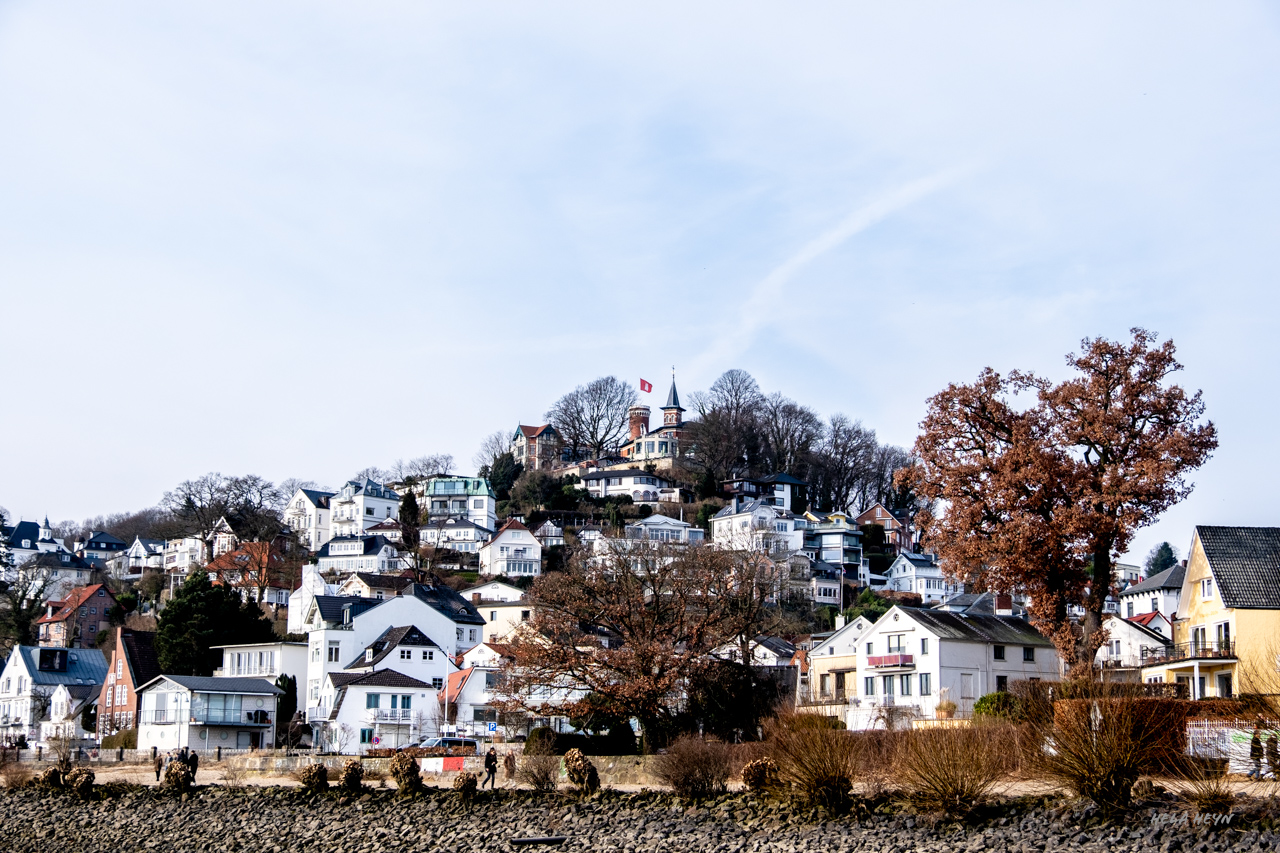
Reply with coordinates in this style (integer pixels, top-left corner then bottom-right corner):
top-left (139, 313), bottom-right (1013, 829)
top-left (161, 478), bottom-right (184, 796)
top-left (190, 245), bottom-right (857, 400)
top-left (1080, 540), bottom-right (1114, 674)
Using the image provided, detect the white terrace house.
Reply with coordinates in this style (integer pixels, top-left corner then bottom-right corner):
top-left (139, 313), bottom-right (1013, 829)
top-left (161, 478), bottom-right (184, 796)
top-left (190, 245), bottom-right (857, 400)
top-left (848, 606), bottom-right (1059, 729)
top-left (623, 515), bottom-right (705, 544)
top-left (883, 553), bottom-right (962, 604)
top-left (409, 475), bottom-right (498, 532)
top-left (478, 520), bottom-right (542, 577)
top-left (137, 675), bottom-right (283, 752)
top-left (1120, 563), bottom-right (1185, 622)
top-left (39, 683), bottom-right (98, 747)
top-left (212, 641), bottom-right (308, 716)
top-left (109, 536), bottom-right (164, 580)
top-left (1095, 613), bottom-right (1171, 677)
top-left (284, 488), bottom-right (335, 551)
top-left (301, 584), bottom-right (485, 731)
top-left (800, 512), bottom-right (868, 584)
top-left (0, 646), bottom-right (108, 744)
top-left (316, 534), bottom-right (402, 574)
top-left (710, 499), bottom-right (803, 555)
top-left (419, 517), bottom-right (493, 555)
top-left (330, 479), bottom-right (401, 539)
top-left (580, 470), bottom-right (682, 505)
top-left (800, 614), bottom-right (875, 714)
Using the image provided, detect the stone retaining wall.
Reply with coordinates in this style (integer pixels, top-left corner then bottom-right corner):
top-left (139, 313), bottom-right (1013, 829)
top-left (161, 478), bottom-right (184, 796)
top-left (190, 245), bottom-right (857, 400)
top-left (228, 753), bottom-right (662, 787)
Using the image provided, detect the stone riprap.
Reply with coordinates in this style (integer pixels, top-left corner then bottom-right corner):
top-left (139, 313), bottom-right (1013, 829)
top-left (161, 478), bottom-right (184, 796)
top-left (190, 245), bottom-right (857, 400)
top-left (2, 786), bottom-right (1275, 853)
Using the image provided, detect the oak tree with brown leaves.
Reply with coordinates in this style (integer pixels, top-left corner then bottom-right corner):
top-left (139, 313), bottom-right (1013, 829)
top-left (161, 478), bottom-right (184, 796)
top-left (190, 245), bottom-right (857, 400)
top-left (494, 538), bottom-right (781, 751)
top-left (903, 329), bottom-right (1217, 673)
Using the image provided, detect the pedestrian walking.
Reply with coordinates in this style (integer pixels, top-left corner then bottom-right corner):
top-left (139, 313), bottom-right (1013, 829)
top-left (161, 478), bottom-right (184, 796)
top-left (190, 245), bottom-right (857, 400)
top-left (503, 751), bottom-right (516, 781)
top-left (189, 750), bottom-right (199, 783)
top-left (483, 748), bottom-right (498, 789)
top-left (154, 752), bottom-right (163, 782)
top-left (1248, 720), bottom-right (1264, 780)
top-left (1266, 729), bottom-right (1279, 780)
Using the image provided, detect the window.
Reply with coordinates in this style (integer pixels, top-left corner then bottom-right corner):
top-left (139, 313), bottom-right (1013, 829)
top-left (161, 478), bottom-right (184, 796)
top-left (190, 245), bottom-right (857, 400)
top-left (883, 675), bottom-right (895, 696)
top-left (996, 675), bottom-right (1008, 692)
top-left (1150, 598), bottom-right (1159, 613)
top-left (900, 674), bottom-right (912, 696)
top-left (469, 629), bottom-right (478, 642)
top-left (116, 659), bottom-right (123, 677)
top-left (490, 611), bottom-right (497, 621)
top-left (1126, 602), bottom-right (1134, 617)
top-left (1200, 578), bottom-right (1213, 599)
top-left (399, 649), bottom-right (411, 660)
top-left (887, 635), bottom-right (905, 653)
top-left (422, 650), bottom-right (433, 660)
top-left (328, 643), bottom-right (341, 663)
top-left (365, 507), bottom-right (374, 516)
top-left (431, 678), bottom-right (444, 690)
top-left (1022, 646), bottom-right (1035, 662)
top-left (864, 677), bottom-right (875, 696)
top-left (400, 694), bottom-right (411, 710)
top-left (920, 638), bottom-right (929, 656)
top-left (919, 673), bottom-right (931, 695)
top-left (521, 610), bottom-right (530, 621)
top-left (865, 642), bottom-right (873, 655)
top-left (993, 645), bottom-right (1006, 661)
top-left (366, 694), bottom-right (380, 709)
top-left (360, 729), bottom-right (373, 744)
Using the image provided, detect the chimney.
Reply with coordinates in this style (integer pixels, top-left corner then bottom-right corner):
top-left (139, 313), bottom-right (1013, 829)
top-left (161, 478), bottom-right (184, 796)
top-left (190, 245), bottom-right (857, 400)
top-left (628, 405), bottom-right (651, 440)
top-left (994, 594), bottom-right (1013, 617)
top-left (835, 613), bottom-right (846, 630)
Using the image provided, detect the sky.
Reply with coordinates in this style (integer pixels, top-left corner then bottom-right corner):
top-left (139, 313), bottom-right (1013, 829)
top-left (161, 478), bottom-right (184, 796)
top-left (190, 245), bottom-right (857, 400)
top-left (2, 3), bottom-right (1278, 566)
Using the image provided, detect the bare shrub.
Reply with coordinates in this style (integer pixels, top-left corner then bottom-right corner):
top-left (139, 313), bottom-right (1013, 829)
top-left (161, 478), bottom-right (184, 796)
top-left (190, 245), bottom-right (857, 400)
top-left (895, 723), bottom-right (1014, 816)
top-left (1038, 696), bottom-right (1186, 818)
top-left (1169, 754), bottom-right (1234, 816)
top-left (296, 764), bottom-right (329, 793)
top-left (517, 751), bottom-right (561, 793)
top-left (452, 770), bottom-right (478, 803)
top-left (740, 757), bottom-right (779, 795)
top-left (651, 737), bottom-right (731, 800)
top-left (220, 761), bottom-right (248, 790)
top-left (766, 714), bottom-right (862, 813)
top-left (340, 760), bottom-right (365, 792)
top-left (0, 762), bottom-right (34, 789)
top-left (389, 752), bottom-right (423, 795)
top-left (853, 729), bottom-right (900, 799)
top-left (563, 749), bottom-right (600, 795)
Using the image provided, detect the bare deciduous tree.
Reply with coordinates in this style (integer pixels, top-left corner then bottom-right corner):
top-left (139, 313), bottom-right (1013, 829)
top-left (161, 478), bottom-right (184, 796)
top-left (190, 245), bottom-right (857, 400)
top-left (473, 430), bottom-right (511, 473)
top-left (544, 376), bottom-right (638, 459)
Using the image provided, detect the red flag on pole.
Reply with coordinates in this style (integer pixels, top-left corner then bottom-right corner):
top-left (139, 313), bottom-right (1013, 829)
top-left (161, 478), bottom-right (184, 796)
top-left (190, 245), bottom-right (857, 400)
top-left (640, 378), bottom-right (653, 393)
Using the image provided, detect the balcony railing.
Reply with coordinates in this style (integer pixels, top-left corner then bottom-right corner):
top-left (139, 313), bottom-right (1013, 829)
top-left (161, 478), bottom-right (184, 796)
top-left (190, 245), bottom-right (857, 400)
top-left (866, 653), bottom-right (914, 668)
top-left (142, 709), bottom-right (273, 726)
top-left (368, 709), bottom-right (414, 723)
top-left (1143, 641), bottom-right (1236, 664)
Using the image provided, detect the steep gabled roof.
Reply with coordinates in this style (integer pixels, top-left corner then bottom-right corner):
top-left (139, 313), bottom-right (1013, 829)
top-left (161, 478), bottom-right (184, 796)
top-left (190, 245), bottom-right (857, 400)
top-left (338, 669), bottom-right (432, 689)
top-left (897, 607), bottom-right (1054, 647)
top-left (82, 531), bottom-right (127, 547)
top-left (344, 625), bottom-right (441, 669)
top-left (1122, 564), bottom-right (1187, 596)
top-left (36, 584), bottom-right (113, 624)
top-left (120, 629), bottom-right (161, 688)
top-left (663, 380), bottom-right (682, 411)
top-left (1196, 526), bottom-right (1280, 610)
top-left (312, 595), bottom-right (381, 624)
top-left (140, 675), bottom-right (282, 695)
top-left (440, 667), bottom-right (474, 700)
top-left (406, 584), bottom-right (486, 626)
top-left (517, 424), bottom-right (556, 439)
top-left (760, 472), bottom-right (807, 487)
top-left (350, 572), bottom-right (413, 592)
top-left (18, 646), bottom-right (108, 686)
top-left (299, 488), bottom-right (335, 508)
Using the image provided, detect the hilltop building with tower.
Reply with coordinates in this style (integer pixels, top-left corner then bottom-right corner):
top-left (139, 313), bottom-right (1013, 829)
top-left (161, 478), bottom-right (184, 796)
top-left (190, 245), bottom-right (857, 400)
top-left (619, 378), bottom-right (686, 468)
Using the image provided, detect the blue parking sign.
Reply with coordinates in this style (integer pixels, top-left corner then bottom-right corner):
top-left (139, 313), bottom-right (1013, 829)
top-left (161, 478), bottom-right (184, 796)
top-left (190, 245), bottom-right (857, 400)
top-left (487, 722), bottom-right (497, 732)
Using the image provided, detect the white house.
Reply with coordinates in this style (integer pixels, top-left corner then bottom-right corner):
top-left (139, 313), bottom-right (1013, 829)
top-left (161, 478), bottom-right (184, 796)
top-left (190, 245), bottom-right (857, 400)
top-left (462, 580), bottom-right (526, 603)
top-left (287, 565), bottom-right (340, 634)
top-left (802, 615), bottom-right (876, 712)
top-left (338, 572), bottom-right (413, 600)
top-left (1119, 563), bottom-right (1185, 622)
top-left (419, 517), bottom-right (493, 555)
top-left (315, 534), bottom-right (402, 574)
top-left (330, 479), bottom-right (401, 539)
top-left (3, 518), bottom-right (70, 569)
top-left (284, 488), bottom-right (336, 552)
top-left (302, 584), bottom-right (486, 733)
top-left (212, 641), bottom-right (308, 716)
top-left (137, 675), bottom-right (282, 752)
top-left (108, 536), bottom-right (164, 580)
top-left (478, 520), bottom-right (542, 578)
top-left (711, 499), bottom-right (803, 555)
top-left (410, 475), bottom-right (498, 532)
top-left (800, 512), bottom-right (867, 582)
top-left (39, 683), bottom-right (98, 747)
top-left (1095, 614), bottom-right (1172, 674)
top-left (0, 646), bottom-right (108, 744)
top-left (884, 553), bottom-right (962, 604)
top-left (74, 531), bottom-right (128, 563)
top-left (712, 636), bottom-right (797, 667)
top-left (533, 520), bottom-right (565, 548)
top-left (580, 470), bottom-right (681, 505)
top-left (162, 517), bottom-right (238, 594)
top-left (848, 606), bottom-right (1059, 728)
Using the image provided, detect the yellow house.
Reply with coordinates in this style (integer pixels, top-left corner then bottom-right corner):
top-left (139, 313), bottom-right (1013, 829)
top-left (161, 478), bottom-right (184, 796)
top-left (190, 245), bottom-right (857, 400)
top-left (1141, 526), bottom-right (1280, 700)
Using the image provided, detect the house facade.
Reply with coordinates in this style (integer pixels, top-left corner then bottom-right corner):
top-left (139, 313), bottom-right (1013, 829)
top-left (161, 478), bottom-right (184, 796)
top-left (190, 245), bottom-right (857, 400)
top-left (137, 675), bottom-right (282, 752)
top-left (35, 584), bottom-right (116, 648)
top-left (411, 476), bottom-right (498, 531)
top-left (338, 572), bottom-right (413, 600)
top-left (73, 531), bottom-right (127, 562)
top-left (98, 627), bottom-right (161, 740)
top-left (800, 615), bottom-right (875, 715)
top-left (315, 534), bottom-right (402, 575)
top-left (478, 520), bottom-right (542, 577)
top-left (1141, 526), bottom-right (1280, 700)
top-left (0, 646), bottom-right (108, 744)
top-left (580, 470), bottom-right (682, 505)
top-left (848, 606), bottom-right (1059, 728)
top-left (108, 536), bottom-right (164, 580)
top-left (419, 517), bottom-right (493, 555)
top-left (284, 488), bottom-right (336, 552)
top-left (212, 641), bottom-right (308, 715)
top-left (512, 424), bottom-right (561, 471)
top-left (1120, 563), bottom-right (1185, 622)
top-left (883, 553), bottom-right (961, 604)
top-left (330, 479), bottom-right (401, 539)
top-left (3, 518), bottom-right (69, 568)
top-left (711, 499), bottom-right (803, 554)
top-left (619, 380), bottom-right (686, 465)
top-left (1095, 614), bottom-right (1171, 680)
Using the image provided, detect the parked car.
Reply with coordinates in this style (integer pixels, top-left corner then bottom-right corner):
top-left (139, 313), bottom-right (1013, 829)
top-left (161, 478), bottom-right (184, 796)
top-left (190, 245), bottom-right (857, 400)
top-left (417, 737), bottom-right (481, 754)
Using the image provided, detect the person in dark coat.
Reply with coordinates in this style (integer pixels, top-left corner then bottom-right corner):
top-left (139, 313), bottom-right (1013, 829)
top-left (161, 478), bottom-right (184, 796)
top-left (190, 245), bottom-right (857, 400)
top-left (1266, 730), bottom-right (1279, 780)
top-left (1248, 720), bottom-right (1264, 779)
top-left (483, 748), bottom-right (498, 789)
top-left (154, 753), bottom-right (163, 782)
top-left (188, 750), bottom-right (199, 783)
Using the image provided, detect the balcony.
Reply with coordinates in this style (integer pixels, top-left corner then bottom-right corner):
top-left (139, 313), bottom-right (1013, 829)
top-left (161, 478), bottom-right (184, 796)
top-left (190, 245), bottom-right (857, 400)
top-left (142, 709), bottom-right (274, 726)
top-left (369, 709), bottom-right (414, 723)
top-left (1143, 641), bottom-right (1235, 664)
top-left (866, 653), bottom-right (914, 668)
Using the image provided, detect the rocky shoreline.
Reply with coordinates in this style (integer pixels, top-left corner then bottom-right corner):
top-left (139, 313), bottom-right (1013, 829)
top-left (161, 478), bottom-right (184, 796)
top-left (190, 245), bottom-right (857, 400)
top-left (3, 785), bottom-right (1275, 853)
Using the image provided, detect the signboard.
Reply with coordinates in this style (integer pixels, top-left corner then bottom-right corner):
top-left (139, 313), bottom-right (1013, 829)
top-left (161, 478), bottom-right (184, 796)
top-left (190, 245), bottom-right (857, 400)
top-left (372, 736), bottom-right (381, 745)
top-left (487, 722), bottom-right (497, 733)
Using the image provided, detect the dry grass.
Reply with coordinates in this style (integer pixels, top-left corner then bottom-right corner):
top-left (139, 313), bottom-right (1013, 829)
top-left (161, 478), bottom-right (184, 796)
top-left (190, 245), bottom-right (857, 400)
top-left (1168, 755), bottom-right (1234, 816)
top-left (651, 737), bottom-right (732, 800)
top-left (852, 730), bottom-right (900, 799)
top-left (766, 713), bottom-right (863, 813)
top-left (219, 761), bottom-right (248, 789)
top-left (894, 722), bottom-right (1015, 816)
top-left (0, 762), bottom-right (34, 789)
top-left (517, 753), bottom-right (561, 793)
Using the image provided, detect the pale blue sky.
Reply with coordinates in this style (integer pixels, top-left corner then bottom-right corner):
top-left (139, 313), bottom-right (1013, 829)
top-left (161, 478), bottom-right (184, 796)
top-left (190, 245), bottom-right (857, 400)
top-left (3, 3), bottom-right (1278, 564)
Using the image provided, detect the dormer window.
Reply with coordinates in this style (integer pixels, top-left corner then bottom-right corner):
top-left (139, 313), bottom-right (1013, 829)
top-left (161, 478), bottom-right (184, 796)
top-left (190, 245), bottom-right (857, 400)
top-left (365, 648), bottom-right (374, 662)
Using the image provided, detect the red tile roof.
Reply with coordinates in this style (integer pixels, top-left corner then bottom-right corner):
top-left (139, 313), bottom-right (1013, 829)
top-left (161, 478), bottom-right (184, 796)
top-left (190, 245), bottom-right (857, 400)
top-left (35, 584), bottom-right (111, 624)
top-left (440, 667), bottom-right (474, 701)
top-left (1127, 611), bottom-right (1165, 627)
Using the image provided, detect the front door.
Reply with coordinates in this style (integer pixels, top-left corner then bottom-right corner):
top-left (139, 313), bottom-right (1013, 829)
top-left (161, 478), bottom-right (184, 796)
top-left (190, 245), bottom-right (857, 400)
top-left (237, 731), bottom-right (252, 749)
top-left (1216, 673), bottom-right (1232, 698)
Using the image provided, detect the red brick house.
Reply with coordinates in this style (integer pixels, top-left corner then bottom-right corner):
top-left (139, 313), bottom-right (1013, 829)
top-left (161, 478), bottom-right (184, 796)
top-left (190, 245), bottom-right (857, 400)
top-left (98, 627), bottom-right (161, 739)
top-left (35, 584), bottom-right (116, 648)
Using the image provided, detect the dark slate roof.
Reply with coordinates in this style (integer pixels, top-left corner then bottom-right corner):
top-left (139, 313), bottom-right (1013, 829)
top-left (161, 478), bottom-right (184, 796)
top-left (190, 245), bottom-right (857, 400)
top-left (6, 521), bottom-right (43, 546)
top-left (761, 472), bottom-right (807, 487)
top-left (345, 625), bottom-right (440, 669)
top-left (755, 636), bottom-right (797, 658)
top-left (28, 551), bottom-right (93, 570)
top-left (419, 517), bottom-right (492, 534)
top-left (1122, 564), bottom-right (1187, 596)
top-left (663, 380), bottom-right (682, 410)
top-left (300, 488), bottom-right (335, 508)
top-left (899, 553), bottom-right (937, 568)
top-left (121, 630), bottom-right (162, 689)
top-left (313, 595), bottom-right (381, 624)
top-left (328, 672), bottom-right (365, 688)
top-left (145, 675), bottom-right (283, 695)
top-left (316, 535), bottom-right (395, 559)
top-left (1197, 526), bottom-right (1280, 609)
top-left (898, 607), bottom-right (1053, 647)
top-left (83, 531), bottom-right (127, 547)
top-left (336, 669), bottom-right (432, 689)
top-left (352, 572), bottom-right (413, 591)
top-left (407, 583), bottom-right (487, 626)
top-left (18, 646), bottom-right (108, 686)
